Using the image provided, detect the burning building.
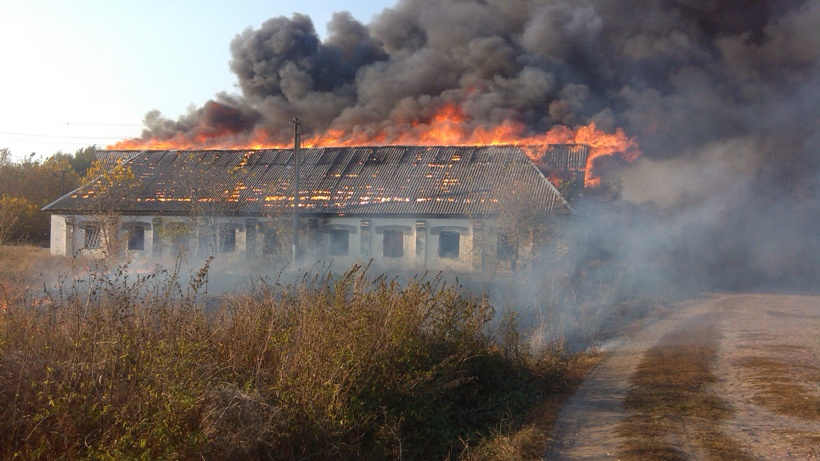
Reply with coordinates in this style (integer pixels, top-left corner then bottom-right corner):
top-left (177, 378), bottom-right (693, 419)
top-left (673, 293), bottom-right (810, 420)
top-left (43, 144), bottom-right (587, 271)
top-left (45, 0), bottom-right (819, 284)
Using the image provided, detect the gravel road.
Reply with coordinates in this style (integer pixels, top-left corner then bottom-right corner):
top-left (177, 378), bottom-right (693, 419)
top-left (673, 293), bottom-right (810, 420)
top-left (544, 293), bottom-right (820, 460)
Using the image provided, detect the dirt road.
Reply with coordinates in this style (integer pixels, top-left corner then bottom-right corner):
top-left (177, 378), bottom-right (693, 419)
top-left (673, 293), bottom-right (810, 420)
top-left (545, 293), bottom-right (820, 460)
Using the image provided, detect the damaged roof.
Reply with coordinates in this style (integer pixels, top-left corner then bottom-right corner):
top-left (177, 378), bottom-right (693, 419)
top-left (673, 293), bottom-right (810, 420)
top-left (44, 145), bottom-right (587, 217)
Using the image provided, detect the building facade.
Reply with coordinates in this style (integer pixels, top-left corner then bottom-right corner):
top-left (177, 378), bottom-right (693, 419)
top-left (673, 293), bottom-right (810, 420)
top-left (44, 145), bottom-right (587, 272)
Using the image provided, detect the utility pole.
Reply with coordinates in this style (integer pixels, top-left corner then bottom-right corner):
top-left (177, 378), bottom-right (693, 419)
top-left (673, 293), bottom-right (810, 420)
top-left (291, 117), bottom-right (301, 268)
top-left (54, 169), bottom-right (70, 196)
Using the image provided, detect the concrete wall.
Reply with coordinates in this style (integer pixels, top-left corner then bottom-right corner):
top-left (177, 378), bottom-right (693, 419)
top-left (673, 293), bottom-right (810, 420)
top-left (300, 216), bottom-right (475, 271)
top-left (50, 214), bottom-right (157, 259)
top-left (50, 214), bottom-right (483, 271)
top-left (50, 215), bottom-right (69, 256)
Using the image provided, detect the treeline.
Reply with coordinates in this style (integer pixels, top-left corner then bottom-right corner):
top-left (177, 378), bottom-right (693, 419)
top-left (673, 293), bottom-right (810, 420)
top-left (0, 146), bottom-right (96, 244)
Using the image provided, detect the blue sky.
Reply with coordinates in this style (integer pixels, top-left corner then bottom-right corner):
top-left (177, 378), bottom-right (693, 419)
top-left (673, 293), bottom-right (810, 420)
top-left (0, 0), bottom-right (392, 159)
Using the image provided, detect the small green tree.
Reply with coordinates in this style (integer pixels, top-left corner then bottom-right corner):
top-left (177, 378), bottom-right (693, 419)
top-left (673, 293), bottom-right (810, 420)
top-left (70, 145), bottom-right (97, 177)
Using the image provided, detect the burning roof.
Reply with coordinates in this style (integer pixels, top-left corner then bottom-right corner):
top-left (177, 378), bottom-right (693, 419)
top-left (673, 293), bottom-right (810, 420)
top-left (44, 144), bottom-right (587, 217)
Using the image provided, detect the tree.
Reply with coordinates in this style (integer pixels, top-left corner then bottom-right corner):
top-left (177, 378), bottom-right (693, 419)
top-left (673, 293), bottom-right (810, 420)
top-left (0, 195), bottom-right (40, 244)
top-left (0, 150), bottom-right (82, 243)
top-left (0, 196), bottom-right (19, 245)
top-left (485, 174), bottom-right (567, 273)
top-left (40, 145), bottom-right (97, 179)
top-left (76, 158), bottom-right (137, 259)
top-left (70, 145), bottom-right (96, 177)
top-left (0, 148), bottom-right (11, 167)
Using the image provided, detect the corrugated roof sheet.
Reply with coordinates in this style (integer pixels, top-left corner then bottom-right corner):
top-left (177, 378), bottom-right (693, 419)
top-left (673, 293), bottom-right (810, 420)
top-left (93, 150), bottom-right (142, 170)
top-left (44, 145), bottom-right (585, 216)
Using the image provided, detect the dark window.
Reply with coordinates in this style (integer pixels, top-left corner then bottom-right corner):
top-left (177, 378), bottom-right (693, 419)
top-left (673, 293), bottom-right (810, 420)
top-left (360, 220), bottom-right (370, 258)
top-left (198, 229), bottom-right (215, 256)
top-left (127, 226), bottom-right (145, 251)
top-left (84, 225), bottom-right (101, 249)
top-left (307, 219), bottom-right (320, 247)
top-left (166, 224), bottom-right (191, 254)
top-left (438, 231), bottom-right (459, 259)
top-left (329, 229), bottom-right (349, 256)
top-left (497, 234), bottom-right (517, 260)
top-left (219, 227), bottom-right (236, 253)
top-left (383, 230), bottom-right (403, 258)
top-left (263, 229), bottom-right (279, 255)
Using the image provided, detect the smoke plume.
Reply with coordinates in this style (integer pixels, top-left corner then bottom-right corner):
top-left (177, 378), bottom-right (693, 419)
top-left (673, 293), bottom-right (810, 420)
top-left (120, 0), bottom-right (819, 290)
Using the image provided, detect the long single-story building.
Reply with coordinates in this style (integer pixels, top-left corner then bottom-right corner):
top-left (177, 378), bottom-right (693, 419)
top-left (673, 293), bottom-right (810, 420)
top-left (43, 144), bottom-right (588, 272)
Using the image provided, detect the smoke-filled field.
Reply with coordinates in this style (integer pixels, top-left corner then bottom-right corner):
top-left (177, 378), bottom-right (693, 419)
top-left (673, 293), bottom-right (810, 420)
top-left (0, 245), bottom-right (615, 460)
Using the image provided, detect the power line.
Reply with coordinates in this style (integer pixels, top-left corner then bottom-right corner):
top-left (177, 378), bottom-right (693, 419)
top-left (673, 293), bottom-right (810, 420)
top-left (0, 117), bottom-right (260, 129)
top-left (0, 138), bottom-right (110, 147)
top-left (0, 131), bottom-right (136, 140)
top-left (0, 117), bottom-right (144, 127)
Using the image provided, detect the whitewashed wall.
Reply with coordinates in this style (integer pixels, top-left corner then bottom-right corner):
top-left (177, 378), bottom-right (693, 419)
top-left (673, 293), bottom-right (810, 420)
top-left (50, 215), bottom-right (70, 256)
top-left (50, 214), bottom-right (480, 271)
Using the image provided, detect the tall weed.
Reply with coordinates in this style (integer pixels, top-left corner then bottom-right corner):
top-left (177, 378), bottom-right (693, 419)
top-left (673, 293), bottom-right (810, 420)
top-left (0, 254), bottom-right (574, 460)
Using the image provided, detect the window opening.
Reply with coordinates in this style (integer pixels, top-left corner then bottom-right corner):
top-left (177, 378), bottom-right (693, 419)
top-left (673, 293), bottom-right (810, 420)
top-left (84, 225), bottom-right (101, 249)
top-left (383, 230), bottom-right (404, 258)
top-left (497, 234), bottom-right (517, 260)
top-left (329, 229), bottom-right (349, 256)
top-left (263, 229), bottom-right (279, 255)
top-left (166, 223), bottom-right (191, 254)
top-left (439, 231), bottom-right (459, 259)
top-left (127, 226), bottom-right (145, 251)
top-left (219, 227), bottom-right (236, 253)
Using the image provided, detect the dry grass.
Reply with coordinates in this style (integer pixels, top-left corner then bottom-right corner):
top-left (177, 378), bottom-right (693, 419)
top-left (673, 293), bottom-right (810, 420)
top-left (460, 351), bottom-right (604, 460)
top-left (736, 353), bottom-right (820, 421)
top-left (776, 430), bottom-right (820, 451)
top-left (618, 315), bottom-right (753, 461)
top-left (0, 247), bottom-right (590, 460)
top-left (0, 246), bottom-right (67, 308)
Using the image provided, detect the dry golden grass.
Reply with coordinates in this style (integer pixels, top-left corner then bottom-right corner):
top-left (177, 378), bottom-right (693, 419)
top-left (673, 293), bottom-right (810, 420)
top-left (461, 425), bottom-right (548, 461)
top-left (0, 245), bottom-right (69, 308)
top-left (461, 351), bottom-right (604, 461)
top-left (736, 353), bottom-right (820, 421)
top-left (617, 315), bottom-right (753, 461)
top-left (0, 250), bottom-right (596, 460)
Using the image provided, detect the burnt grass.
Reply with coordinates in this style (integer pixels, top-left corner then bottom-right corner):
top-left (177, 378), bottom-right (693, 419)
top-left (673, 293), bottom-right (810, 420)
top-left (736, 354), bottom-right (820, 421)
top-left (618, 313), bottom-right (753, 461)
top-left (0, 249), bottom-right (597, 460)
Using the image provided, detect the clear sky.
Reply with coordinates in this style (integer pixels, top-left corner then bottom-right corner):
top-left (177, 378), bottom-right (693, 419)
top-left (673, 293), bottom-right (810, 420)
top-left (0, 0), bottom-right (393, 160)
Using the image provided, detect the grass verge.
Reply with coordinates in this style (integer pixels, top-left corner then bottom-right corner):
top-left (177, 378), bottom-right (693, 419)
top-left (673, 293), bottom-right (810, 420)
top-left (736, 353), bottom-right (820, 421)
top-left (617, 314), bottom-right (752, 461)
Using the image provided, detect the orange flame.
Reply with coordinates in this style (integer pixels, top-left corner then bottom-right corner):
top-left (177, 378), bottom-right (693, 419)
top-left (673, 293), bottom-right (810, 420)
top-left (109, 103), bottom-right (640, 186)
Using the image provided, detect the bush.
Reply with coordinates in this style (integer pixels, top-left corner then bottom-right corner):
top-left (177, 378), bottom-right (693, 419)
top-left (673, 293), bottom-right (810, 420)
top-left (0, 194), bottom-right (46, 245)
top-left (0, 258), bottom-right (574, 460)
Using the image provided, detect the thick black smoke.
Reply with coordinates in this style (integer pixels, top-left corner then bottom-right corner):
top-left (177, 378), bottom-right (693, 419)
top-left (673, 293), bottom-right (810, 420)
top-left (132, 0), bottom-right (819, 290)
